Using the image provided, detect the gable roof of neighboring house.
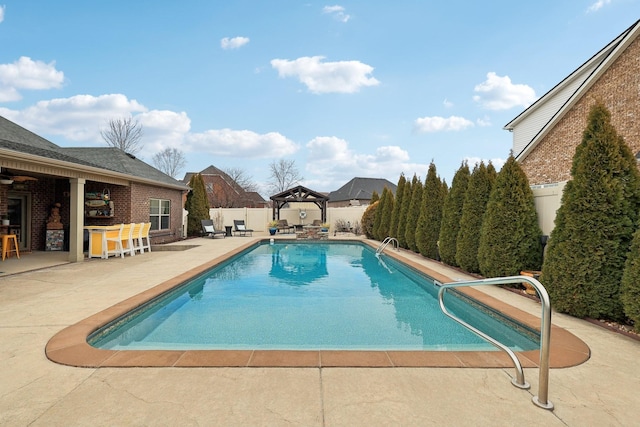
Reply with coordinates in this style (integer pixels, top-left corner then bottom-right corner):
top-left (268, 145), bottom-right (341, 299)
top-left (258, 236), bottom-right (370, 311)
top-left (504, 19), bottom-right (640, 161)
top-left (183, 165), bottom-right (266, 205)
top-left (328, 177), bottom-right (397, 202)
top-left (0, 115), bottom-right (188, 190)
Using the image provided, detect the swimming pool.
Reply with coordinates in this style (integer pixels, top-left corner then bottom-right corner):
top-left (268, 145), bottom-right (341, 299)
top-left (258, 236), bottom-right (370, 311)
top-left (89, 241), bottom-right (539, 352)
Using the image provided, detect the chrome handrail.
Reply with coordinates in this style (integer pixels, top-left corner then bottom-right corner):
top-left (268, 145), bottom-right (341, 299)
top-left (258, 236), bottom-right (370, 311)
top-left (438, 275), bottom-right (553, 410)
top-left (376, 237), bottom-right (399, 256)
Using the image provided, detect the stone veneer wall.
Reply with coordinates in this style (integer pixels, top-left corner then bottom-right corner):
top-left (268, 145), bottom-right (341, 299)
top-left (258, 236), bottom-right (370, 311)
top-left (520, 36), bottom-right (640, 185)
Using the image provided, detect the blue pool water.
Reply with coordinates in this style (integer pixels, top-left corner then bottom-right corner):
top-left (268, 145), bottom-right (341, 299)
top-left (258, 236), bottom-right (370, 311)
top-left (89, 241), bottom-right (539, 351)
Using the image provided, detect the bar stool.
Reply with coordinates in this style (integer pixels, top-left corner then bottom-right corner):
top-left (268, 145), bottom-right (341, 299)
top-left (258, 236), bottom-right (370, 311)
top-left (1, 234), bottom-right (20, 261)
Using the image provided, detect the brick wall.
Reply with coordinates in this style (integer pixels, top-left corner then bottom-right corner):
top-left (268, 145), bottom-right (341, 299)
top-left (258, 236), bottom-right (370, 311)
top-left (130, 182), bottom-right (185, 243)
top-left (521, 36), bottom-right (640, 185)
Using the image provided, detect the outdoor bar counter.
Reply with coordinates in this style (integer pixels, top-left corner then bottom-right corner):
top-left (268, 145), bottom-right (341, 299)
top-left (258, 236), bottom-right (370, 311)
top-left (84, 225), bottom-right (120, 259)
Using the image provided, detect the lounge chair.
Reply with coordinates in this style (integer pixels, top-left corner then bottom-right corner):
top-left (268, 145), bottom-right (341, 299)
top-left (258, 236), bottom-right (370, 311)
top-left (233, 220), bottom-right (253, 237)
top-left (277, 219), bottom-right (295, 234)
top-left (201, 219), bottom-right (226, 238)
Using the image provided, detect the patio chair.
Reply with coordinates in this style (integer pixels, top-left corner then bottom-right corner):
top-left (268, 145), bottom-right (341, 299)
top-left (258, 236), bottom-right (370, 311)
top-left (277, 219), bottom-right (295, 234)
top-left (131, 223), bottom-right (144, 254)
top-left (233, 220), bottom-right (253, 237)
top-left (201, 219), bottom-right (226, 239)
top-left (105, 224), bottom-right (126, 258)
top-left (120, 223), bottom-right (136, 257)
top-left (139, 222), bottom-right (152, 253)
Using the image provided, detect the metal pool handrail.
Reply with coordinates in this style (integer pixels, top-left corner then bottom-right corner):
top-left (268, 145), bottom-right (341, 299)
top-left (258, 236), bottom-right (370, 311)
top-left (437, 275), bottom-right (554, 410)
top-left (376, 237), bottom-right (399, 256)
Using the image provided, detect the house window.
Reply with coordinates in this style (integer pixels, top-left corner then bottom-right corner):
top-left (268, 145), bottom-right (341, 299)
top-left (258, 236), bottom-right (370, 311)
top-left (206, 183), bottom-right (213, 192)
top-left (150, 199), bottom-right (170, 231)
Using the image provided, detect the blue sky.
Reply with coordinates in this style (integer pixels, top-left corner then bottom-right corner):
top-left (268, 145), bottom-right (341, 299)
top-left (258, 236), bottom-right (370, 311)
top-left (1, 1), bottom-right (638, 195)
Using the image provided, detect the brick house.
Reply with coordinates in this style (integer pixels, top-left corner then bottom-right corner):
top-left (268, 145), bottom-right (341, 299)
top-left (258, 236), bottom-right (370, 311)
top-left (0, 116), bottom-right (189, 262)
top-left (183, 165), bottom-right (267, 208)
top-left (504, 19), bottom-right (640, 234)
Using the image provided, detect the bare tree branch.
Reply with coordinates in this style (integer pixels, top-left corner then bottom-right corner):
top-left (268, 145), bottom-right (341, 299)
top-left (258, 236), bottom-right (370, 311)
top-left (152, 148), bottom-right (186, 178)
top-left (268, 159), bottom-right (303, 194)
top-left (100, 117), bottom-right (144, 155)
top-left (224, 167), bottom-right (258, 192)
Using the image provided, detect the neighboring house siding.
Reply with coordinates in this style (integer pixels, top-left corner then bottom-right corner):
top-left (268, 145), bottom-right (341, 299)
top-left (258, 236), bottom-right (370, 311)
top-left (520, 35), bottom-right (640, 185)
top-left (512, 63), bottom-right (599, 156)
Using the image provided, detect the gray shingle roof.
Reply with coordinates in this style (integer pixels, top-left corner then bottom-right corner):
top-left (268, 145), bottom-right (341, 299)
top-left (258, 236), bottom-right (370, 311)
top-left (328, 177), bottom-right (397, 202)
top-left (0, 115), bottom-right (188, 189)
top-left (63, 147), bottom-right (186, 187)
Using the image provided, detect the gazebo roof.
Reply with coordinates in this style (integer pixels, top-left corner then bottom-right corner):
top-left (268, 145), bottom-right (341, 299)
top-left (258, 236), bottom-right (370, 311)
top-left (270, 185), bottom-right (328, 202)
top-left (269, 185), bottom-right (328, 222)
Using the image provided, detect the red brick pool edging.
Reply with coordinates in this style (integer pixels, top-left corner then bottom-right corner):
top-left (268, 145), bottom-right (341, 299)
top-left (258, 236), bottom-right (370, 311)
top-left (45, 239), bottom-right (591, 369)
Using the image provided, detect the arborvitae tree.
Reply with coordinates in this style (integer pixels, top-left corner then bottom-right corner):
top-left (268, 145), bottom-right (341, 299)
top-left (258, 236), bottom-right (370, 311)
top-left (542, 102), bottom-right (640, 321)
top-left (478, 155), bottom-right (542, 278)
top-left (389, 174), bottom-right (406, 239)
top-left (397, 175), bottom-right (415, 248)
top-left (416, 162), bottom-right (446, 259)
top-left (372, 188), bottom-right (385, 240)
top-left (361, 201), bottom-right (379, 239)
top-left (370, 190), bottom-right (380, 204)
top-left (456, 162), bottom-right (496, 273)
top-left (621, 227), bottom-right (640, 332)
top-left (375, 187), bottom-right (394, 240)
top-left (404, 176), bottom-right (423, 252)
top-left (439, 162), bottom-right (470, 266)
top-left (185, 173), bottom-right (210, 237)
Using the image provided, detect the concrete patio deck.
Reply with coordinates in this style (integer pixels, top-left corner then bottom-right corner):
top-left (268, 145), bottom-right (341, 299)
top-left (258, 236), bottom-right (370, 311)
top-left (1, 234), bottom-right (639, 425)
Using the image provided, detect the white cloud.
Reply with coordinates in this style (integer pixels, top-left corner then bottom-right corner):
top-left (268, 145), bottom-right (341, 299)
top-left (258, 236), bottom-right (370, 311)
top-left (414, 115), bottom-right (474, 133)
top-left (271, 56), bottom-right (379, 94)
top-left (0, 5), bottom-right (5, 23)
top-left (0, 56), bottom-right (64, 101)
top-left (443, 98), bottom-right (453, 108)
top-left (304, 136), bottom-right (425, 188)
top-left (587, 0), bottom-right (612, 13)
top-left (0, 92), bottom-right (298, 161)
top-left (220, 36), bottom-right (250, 50)
top-left (137, 110), bottom-right (191, 151)
top-left (473, 72), bottom-right (536, 110)
top-left (186, 129), bottom-right (299, 158)
top-left (476, 116), bottom-right (492, 127)
top-left (322, 5), bottom-right (350, 22)
top-left (0, 94), bottom-right (146, 142)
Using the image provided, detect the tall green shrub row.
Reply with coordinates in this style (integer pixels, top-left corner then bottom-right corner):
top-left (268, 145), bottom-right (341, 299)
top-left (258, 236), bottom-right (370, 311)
top-left (416, 162), bottom-right (446, 259)
top-left (621, 228), bottom-right (640, 332)
top-left (361, 201), bottom-right (379, 239)
top-left (389, 174), bottom-right (406, 239)
top-left (404, 176), bottom-right (423, 252)
top-left (455, 162), bottom-right (496, 273)
top-left (374, 187), bottom-right (394, 240)
top-left (439, 162), bottom-right (470, 266)
top-left (396, 176), bottom-right (413, 248)
top-left (185, 173), bottom-right (210, 237)
top-left (477, 155), bottom-right (542, 278)
top-left (542, 102), bottom-right (640, 321)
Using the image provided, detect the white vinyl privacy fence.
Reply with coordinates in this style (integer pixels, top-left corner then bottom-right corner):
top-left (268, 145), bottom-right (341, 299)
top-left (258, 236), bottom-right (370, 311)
top-left (205, 205), bottom-right (368, 233)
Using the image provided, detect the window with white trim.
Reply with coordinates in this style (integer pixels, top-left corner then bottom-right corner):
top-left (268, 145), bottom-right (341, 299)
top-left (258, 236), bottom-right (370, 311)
top-left (150, 199), bottom-right (170, 231)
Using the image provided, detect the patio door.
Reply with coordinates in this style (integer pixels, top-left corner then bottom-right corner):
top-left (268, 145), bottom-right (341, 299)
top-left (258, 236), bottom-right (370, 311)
top-left (7, 192), bottom-right (30, 250)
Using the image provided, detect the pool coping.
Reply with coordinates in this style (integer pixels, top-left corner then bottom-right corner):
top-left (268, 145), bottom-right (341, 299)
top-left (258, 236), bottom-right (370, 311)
top-left (45, 239), bottom-right (590, 369)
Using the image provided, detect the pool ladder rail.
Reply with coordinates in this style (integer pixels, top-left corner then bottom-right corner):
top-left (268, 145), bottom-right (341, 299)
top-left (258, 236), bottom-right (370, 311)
top-left (376, 237), bottom-right (399, 256)
top-left (438, 275), bottom-right (554, 411)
